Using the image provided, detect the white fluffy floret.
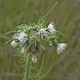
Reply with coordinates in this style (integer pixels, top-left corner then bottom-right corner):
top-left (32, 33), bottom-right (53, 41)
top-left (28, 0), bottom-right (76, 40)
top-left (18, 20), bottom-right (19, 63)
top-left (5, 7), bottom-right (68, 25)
top-left (10, 40), bottom-right (18, 48)
top-left (18, 32), bottom-right (28, 43)
top-left (12, 32), bottom-right (28, 44)
top-left (57, 43), bottom-right (67, 54)
top-left (47, 22), bottom-right (56, 35)
top-left (37, 28), bottom-right (47, 37)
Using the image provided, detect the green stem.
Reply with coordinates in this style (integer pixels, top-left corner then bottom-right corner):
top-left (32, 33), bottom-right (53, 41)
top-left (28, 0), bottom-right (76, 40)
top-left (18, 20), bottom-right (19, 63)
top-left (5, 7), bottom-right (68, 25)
top-left (23, 54), bottom-right (31, 80)
top-left (27, 56), bottom-right (31, 80)
top-left (36, 54), bottom-right (45, 79)
top-left (42, 1), bottom-right (58, 19)
top-left (23, 70), bottom-right (27, 80)
top-left (38, 67), bottom-right (52, 80)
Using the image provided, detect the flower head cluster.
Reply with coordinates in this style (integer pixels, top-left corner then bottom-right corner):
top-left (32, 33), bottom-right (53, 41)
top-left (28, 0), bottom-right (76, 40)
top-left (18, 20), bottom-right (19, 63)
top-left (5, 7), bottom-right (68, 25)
top-left (9, 21), bottom-right (67, 63)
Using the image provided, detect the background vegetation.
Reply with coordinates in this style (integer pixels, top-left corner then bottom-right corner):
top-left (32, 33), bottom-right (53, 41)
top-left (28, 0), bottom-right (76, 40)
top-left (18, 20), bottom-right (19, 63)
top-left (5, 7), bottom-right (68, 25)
top-left (0, 0), bottom-right (80, 80)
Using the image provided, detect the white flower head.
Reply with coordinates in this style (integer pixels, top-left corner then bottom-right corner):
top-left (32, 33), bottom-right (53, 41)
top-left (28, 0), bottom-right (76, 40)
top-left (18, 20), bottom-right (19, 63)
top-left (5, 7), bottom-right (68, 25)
top-left (37, 28), bottom-right (47, 37)
top-left (47, 22), bottom-right (56, 35)
top-left (10, 40), bottom-right (18, 48)
top-left (32, 55), bottom-right (37, 63)
top-left (12, 32), bottom-right (28, 44)
top-left (57, 43), bottom-right (67, 54)
top-left (18, 32), bottom-right (28, 43)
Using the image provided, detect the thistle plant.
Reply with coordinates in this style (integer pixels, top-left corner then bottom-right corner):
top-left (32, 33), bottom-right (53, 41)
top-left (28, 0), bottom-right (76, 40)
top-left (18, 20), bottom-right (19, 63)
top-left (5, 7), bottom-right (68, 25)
top-left (5, 2), bottom-right (67, 80)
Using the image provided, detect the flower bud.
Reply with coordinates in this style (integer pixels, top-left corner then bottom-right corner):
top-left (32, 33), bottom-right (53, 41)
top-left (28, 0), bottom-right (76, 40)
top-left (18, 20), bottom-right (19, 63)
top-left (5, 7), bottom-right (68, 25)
top-left (32, 55), bottom-right (37, 63)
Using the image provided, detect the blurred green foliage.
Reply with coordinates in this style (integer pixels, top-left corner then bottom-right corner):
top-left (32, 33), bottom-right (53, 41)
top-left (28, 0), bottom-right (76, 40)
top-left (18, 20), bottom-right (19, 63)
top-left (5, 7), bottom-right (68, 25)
top-left (0, 0), bottom-right (80, 80)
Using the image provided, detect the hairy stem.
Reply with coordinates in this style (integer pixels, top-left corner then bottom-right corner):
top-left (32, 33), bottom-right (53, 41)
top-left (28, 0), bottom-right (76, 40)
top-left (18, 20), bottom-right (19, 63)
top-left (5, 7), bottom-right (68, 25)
top-left (23, 54), bottom-right (31, 80)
